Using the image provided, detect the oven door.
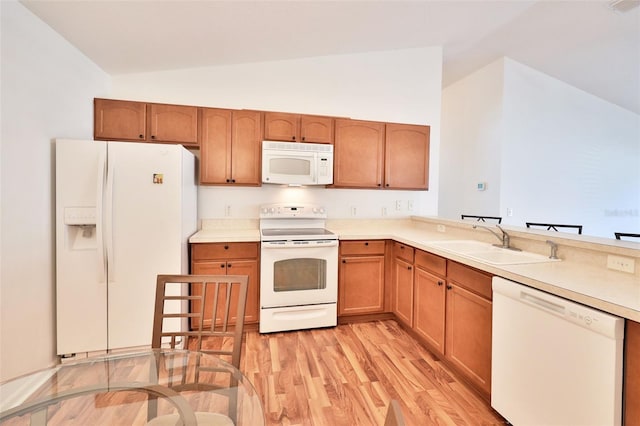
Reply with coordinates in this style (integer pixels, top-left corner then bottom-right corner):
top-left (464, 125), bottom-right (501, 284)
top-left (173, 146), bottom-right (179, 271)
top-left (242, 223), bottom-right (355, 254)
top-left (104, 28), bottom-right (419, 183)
top-left (260, 240), bottom-right (338, 308)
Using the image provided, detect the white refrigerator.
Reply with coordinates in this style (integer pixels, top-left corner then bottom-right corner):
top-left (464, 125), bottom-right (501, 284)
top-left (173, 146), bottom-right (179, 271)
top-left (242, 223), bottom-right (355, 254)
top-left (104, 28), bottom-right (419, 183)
top-left (55, 139), bottom-right (197, 356)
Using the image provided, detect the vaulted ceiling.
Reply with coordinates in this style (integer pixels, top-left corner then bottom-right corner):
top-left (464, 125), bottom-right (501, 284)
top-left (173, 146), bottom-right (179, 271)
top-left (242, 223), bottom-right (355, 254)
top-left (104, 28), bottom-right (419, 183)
top-left (20, 0), bottom-right (640, 114)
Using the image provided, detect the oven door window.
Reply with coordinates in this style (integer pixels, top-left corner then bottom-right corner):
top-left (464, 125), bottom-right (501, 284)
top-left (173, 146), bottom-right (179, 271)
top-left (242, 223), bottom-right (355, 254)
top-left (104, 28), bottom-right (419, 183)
top-left (273, 258), bottom-right (326, 292)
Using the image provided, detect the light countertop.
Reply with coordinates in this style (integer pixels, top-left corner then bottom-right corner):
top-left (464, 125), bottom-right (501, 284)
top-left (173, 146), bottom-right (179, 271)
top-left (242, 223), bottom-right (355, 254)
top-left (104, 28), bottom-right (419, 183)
top-left (190, 217), bottom-right (640, 322)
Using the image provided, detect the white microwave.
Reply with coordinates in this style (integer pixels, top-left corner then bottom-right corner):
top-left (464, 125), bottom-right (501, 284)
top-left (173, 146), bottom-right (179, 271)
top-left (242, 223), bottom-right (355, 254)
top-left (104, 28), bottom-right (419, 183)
top-left (262, 141), bottom-right (333, 186)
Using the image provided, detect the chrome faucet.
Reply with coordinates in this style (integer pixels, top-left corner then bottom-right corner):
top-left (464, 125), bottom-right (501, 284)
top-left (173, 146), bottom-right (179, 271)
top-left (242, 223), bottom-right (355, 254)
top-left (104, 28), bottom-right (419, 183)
top-left (473, 224), bottom-right (519, 251)
top-left (546, 240), bottom-right (559, 259)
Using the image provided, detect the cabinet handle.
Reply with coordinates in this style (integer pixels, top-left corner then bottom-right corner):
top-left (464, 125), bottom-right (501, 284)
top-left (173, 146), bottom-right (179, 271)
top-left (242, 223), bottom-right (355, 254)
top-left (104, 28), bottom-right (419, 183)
top-left (407, 266), bottom-right (412, 270)
top-left (446, 285), bottom-right (452, 290)
top-left (138, 134), bottom-right (144, 139)
top-left (377, 183), bottom-right (382, 187)
top-left (385, 183), bottom-right (390, 187)
top-left (224, 245), bottom-right (229, 250)
top-left (227, 264), bottom-right (232, 268)
top-left (292, 136), bottom-right (296, 141)
top-left (301, 136), bottom-right (306, 141)
top-left (151, 135), bottom-right (156, 139)
top-left (364, 242), bottom-right (369, 246)
top-left (437, 281), bottom-right (444, 286)
top-left (220, 264), bottom-right (226, 268)
top-left (231, 179), bottom-right (236, 183)
top-left (342, 259), bottom-right (346, 263)
top-left (226, 179), bottom-right (231, 183)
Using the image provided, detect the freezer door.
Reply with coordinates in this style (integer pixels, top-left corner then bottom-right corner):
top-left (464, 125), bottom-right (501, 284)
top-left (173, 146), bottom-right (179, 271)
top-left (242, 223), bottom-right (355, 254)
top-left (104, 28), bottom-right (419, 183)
top-left (55, 139), bottom-right (108, 355)
top-left (106, 142), bottom-right (192, 350)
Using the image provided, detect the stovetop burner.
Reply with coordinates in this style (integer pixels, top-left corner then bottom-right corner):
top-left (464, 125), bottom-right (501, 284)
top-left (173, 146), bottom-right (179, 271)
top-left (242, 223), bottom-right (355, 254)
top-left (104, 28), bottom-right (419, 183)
top-left (261, 228), bottom-right (335, 237)
top-left (259, 203), bottom-right (336, 241)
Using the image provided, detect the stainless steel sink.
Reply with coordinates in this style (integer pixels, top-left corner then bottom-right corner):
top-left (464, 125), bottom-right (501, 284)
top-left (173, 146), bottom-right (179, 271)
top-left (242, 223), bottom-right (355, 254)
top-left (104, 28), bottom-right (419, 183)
top-left (426, 240), bottom-right (560, 265)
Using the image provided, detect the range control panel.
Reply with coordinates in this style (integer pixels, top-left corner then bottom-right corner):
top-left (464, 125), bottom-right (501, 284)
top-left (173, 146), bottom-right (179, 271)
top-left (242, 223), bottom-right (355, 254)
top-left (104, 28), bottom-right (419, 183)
top-left (259, 203), bottom-right (326, 219)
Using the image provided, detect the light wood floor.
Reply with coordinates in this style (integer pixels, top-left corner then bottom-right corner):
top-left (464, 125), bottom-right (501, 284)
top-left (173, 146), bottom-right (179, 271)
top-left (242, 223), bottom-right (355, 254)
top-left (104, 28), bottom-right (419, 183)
top-left (240, 320), bottom-right (506, 426)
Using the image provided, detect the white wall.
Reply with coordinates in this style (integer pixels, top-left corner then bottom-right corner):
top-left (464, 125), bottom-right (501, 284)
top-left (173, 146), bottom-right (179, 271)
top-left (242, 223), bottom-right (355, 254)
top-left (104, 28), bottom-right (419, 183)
top-left (0, 1), bottom-right (110, 381)
top-left (500, 59), bottom-right (640, 237)
top-left (440, 57), bottom-right (640, 238)
top-left (111, 48), bottom-right (443, 219)
top-left (439, 59), bottom-right (504, 219)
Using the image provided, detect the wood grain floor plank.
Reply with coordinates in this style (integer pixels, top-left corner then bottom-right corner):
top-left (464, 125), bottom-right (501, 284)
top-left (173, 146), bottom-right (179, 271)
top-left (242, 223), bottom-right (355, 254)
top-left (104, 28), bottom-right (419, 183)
top-left (240, 320), bottom-right (505, 426)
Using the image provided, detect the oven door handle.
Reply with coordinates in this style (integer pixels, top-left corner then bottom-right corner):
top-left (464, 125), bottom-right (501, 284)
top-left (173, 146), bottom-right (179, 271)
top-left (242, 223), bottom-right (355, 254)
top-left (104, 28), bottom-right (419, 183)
top-left (261, 240), bottom-right (338, 248)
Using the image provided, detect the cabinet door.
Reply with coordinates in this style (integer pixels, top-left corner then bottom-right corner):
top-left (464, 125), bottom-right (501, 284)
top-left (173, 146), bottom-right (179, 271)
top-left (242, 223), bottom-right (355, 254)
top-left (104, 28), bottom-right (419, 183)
top-left (199, 108), bottom-right (232, 184)
top-left (445, 283), bottom-right (492, 395)
top-left (225, 259), bottom-right (259, 324)
top-left (264, 112), bottom-right (299, 142)
top-left (392, 257), bottom-right (414, 326)
top-left (333, 119), bottom-right (385, 188)
top-left (148, 104), bottom-right (198, 145)
top-left (230, 110), bottom-right (263, 185)
top-left (190, 259), bottom-right (259, 327)
top-left (414, 267), bottom-right (446, 354)
top-left (385, 123), bottom-right (430, 189)
top-left (300, 115), bottom-right (334, 143)
top-left (338, 255), bottom-right (385, 315)
top-left (94, 98), bottom-right (146, 141)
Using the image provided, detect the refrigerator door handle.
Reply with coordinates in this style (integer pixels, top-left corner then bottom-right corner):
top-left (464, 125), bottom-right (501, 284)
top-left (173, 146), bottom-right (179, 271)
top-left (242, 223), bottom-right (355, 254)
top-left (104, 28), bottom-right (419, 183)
top-left (105, 159), bottom-right (115, 283)
top-left (96, 148), bottom-right (107, 284)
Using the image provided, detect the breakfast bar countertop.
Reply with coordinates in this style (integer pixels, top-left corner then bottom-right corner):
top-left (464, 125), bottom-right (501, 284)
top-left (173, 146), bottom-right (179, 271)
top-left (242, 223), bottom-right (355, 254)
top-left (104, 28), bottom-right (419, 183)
top-left (189, 217), bottom-right (640, 322)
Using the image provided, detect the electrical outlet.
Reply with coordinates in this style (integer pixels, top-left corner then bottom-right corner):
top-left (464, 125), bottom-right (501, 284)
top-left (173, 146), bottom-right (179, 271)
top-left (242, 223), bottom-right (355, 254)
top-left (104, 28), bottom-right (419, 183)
top-left (395, 200), bottom-right (402, 211)
top-left (225, 205), bottom-right (231, 217)
top-left (607, 255), bottom-right (635, 273)
top-left (437, 224), bottom-right (446, 233)
top-left (382, 207), bottom-right (387, 216)
top-left (407, 200), bottom-right (414, 211)
top-left (507, 208), bottom-right (513, 217)
top-left (350, 206), bottom-right (357, 216)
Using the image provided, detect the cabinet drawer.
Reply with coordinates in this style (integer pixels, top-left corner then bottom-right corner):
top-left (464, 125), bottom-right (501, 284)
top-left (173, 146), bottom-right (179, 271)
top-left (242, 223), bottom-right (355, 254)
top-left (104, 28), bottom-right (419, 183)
top-left (447, 261), bottom-right (492, 300)
top-left (340, 240), bottom-right (385, 255)
top-left (393, 242), bottom-right (415, 262)
top-left (415, 249), bottom-right (446, 277)
top-left (192, 242), bottom-right (259, 260)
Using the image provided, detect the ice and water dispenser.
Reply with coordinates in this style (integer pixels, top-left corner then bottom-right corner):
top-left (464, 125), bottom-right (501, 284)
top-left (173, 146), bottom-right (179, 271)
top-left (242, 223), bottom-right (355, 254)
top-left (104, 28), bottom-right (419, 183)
top-left (63, 207), bottom-right (97, 250)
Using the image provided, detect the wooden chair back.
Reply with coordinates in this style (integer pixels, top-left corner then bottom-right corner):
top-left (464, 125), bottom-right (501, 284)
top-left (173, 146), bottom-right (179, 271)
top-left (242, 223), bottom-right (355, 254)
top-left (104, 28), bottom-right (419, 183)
top-left (461, 214), bottom-right (502, 224)
top-left (384, 400), bottom-right (406, 426)
top-left (525, 222), bottom-right (583, 234)
top-left (151, 274), bottom-right (249, 368)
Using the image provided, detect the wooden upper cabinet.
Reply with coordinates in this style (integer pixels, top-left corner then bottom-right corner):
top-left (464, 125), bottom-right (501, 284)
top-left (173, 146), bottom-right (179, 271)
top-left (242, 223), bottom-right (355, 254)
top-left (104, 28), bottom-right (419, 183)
top-left (231, 110), bottom-right (263, 185)
top-left (264, 112), bottom-right (334, 143)
top-left (385, 123), bottom-right (430, 190)
top-left (264, 112), bottom-right (298, 142)
top-left (148, 104), bottom-right (198, 146)
top-left (199, 108), bottom-right (262, 186)
top-left (300, 115), bottom-right (333, 143)
top-left (94, 98), bottom-right (146, 141)
top-left (94, 98), bottom-right (198, 147)
top-left (333, 119), bottom-right (385, 188)
top-left (199, 108), bottom-right (232, 184)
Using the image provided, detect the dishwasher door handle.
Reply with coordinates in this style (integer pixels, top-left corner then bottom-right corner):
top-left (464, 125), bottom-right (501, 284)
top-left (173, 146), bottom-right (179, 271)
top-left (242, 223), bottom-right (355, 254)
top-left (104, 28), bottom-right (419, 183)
top-left (520, 291), bottom-right (565, 315)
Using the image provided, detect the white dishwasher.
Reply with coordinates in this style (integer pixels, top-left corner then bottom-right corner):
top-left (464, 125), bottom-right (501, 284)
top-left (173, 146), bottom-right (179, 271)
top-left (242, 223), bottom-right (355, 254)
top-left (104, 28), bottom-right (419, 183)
top-left (491, 277), bottom-right (625, 426)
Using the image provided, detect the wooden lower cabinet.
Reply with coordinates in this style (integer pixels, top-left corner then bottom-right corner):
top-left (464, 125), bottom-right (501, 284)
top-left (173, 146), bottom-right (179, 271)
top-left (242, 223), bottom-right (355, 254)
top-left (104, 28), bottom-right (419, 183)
top-left (413, 249), bottom-right (447, 354)
top-left (190, 242), bottom-right (259, 328)
top-left (445, 282), bottom-right (492, 395)
top-left (625, 319), bottom-right (640, 426)
top-left (338, 240), bottom-right (386, 315)
top-left (413, 266), bottom-right (446, 354)
top-left (392, 242), bottom-right (415, 326)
